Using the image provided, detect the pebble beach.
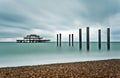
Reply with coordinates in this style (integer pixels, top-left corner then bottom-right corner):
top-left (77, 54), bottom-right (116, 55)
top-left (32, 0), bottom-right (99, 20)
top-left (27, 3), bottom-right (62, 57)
top-left (0, 59), bottom-right (120, 78)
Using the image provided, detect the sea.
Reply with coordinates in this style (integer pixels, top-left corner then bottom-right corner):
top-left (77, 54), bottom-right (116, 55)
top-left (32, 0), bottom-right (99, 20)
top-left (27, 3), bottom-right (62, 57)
top-left (0, 42), bottom-right (120, 67)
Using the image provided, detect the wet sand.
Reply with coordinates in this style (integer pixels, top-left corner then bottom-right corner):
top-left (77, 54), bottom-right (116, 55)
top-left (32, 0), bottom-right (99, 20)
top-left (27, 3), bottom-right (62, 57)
top-left (0, 59), bottom-right (120, 78)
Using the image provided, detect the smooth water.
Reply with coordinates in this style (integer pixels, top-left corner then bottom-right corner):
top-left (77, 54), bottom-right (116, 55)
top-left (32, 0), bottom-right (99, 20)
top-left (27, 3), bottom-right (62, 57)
top-left (0, 42), bottom-right (120, 67)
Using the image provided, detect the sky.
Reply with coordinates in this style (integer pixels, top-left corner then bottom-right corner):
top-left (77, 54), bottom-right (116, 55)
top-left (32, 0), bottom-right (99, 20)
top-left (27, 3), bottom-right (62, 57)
top-left (0, 0), bottom-right (120, 42)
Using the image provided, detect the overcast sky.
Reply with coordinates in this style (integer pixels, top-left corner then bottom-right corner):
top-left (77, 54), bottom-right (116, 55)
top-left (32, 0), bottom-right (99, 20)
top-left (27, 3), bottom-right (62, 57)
top-left (0, 0), bottom-right (120, 42)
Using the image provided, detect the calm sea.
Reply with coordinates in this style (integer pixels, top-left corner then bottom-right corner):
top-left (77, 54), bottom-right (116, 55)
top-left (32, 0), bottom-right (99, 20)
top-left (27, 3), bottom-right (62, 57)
top-left (0, 42), bottom-right (120, 67)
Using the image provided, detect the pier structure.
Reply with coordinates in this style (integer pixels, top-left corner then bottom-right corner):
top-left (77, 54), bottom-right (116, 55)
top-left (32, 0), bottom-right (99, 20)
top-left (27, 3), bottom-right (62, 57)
top-left (57, 34), bottom-right (59, 46)
top-left (68, 34), bottom-right (74, 47)
top-left (69, 34), bottom-right (71, 46)
top-left (56, 27), bottom-right (111, 50)
top-left (16, 34), bottom-right (50, 43)
top-left (86, 27), bottom-right (90, 50)
top-left (107, 28), bottom-right (110, 50)
top-left (57, 33), bottom-right (62, 47)
top-left (79, 29), bottom-right (82, 49)
top-left (98, 29), bottom-right (101, 49)
top-left (60, 33), bottom-right (61, 47)
top-left (72, 34), bottom-right (74, 47)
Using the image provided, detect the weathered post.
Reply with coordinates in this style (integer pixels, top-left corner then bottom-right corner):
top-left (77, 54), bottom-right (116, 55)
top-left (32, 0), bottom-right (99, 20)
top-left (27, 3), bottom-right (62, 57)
top-left (60, 33), bottom-right (61, 47)
top-left (57, 34), bottom-right (58, 47)
top-left (79, 29), bottom-right (82, 49)
top-left (72, 34), bottom-right (74, 47)
top-left (98, 29), bottom-right (101, 49)
top-left (69, 34), bottom-right (71, 46)
top-left (86, 27), bottom-right (90, 50)
top-left (107, 28), bottom-right (110, 50)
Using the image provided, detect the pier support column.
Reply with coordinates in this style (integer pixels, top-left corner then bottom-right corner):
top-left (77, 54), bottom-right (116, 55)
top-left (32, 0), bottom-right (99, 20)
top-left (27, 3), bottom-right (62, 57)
top-left (107, 28), bottom-right (110, 50)
top-left (79, 29), bottom-right (82, 49)
top-left (72, 34), bottom-right (74, 47)
top-left (57, 34), bottom-right (59, 47)
top-left (86, 27), bottom-right (90, 50)
top-left (60, 33), bottom-right (61, 47)
top-left (98, 29), bottom-right (101, 49)
top-left (69, 34), bottom-right (71, 46)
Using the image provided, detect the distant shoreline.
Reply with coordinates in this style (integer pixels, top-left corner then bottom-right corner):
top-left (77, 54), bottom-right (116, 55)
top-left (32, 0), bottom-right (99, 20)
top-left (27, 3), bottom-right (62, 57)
top-left (0, 59), bottom-right (120, 78)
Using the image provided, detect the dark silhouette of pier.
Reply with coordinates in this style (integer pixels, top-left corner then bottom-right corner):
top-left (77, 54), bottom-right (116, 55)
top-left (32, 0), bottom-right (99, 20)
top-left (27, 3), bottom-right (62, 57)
top-left (79, 29), bottom-right (82, 50)
top-left (98, 29), bottom-right (101, 49)
top-left (56, 33), bottom-right (62, 47)
top-left (86, 27), bottom-right (90, 50)
top-left (68, 34), bottom-right (74, 47)
top-left (16, 34), bottom-right (50, 43)
top-left (107, 28), bottom-right (110, 50)
top-left (69, 34), bottom-right (71, 46)
top-left (60, 33), bottom-right (61, 47)
top-left (57, 34), bottom-right (59, 46)
top-left (57, 27), bottom-right (110, 50)
top-left (72, 34), bottom-right (74, 47)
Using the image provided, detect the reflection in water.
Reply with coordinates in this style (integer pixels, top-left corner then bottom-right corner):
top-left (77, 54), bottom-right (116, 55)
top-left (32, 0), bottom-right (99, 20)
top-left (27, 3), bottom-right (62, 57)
top-left (0, 42), bottom-right (119, 67)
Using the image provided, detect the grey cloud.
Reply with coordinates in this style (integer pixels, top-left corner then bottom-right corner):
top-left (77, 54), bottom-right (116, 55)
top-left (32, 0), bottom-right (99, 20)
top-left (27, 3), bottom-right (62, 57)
top-left (112, 29), bottom-right (120, 35)
top-left (0, 0), bottom-right (120, 41)
top-left (0, 12), bottom-right (27, 23)
top-left (16, 0), bottom-right (82, 25)
top-left (80, 0), bottom-right (120, 23)
top-left (0, 32), bottom-right (21, 38)
top-left (0, 24), bottom-right (29, 30)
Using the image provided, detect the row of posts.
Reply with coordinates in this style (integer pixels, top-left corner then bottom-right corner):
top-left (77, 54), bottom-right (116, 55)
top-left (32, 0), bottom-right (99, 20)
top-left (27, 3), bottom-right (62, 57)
top-left (57, 27), bottom-right (110, 50)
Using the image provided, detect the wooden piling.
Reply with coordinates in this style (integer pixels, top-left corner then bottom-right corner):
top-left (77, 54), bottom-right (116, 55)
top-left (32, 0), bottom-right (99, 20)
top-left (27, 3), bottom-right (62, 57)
top-left (79, 29), bottom-right (82, 49)
top-left (86, 27), bottom-right (90, 50)
top-left (107, 28), bottom-right (110, 50)
top-left (60, 33), bottom-right (61, 47)
top-left (72, 34), bottom-right (74, 47)
top-left (57, 34), bottom-right (58, 47)
top-left (69, 34), bottom-right (71, 46)
top-left (98, 29), bottom-right (101, 49)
